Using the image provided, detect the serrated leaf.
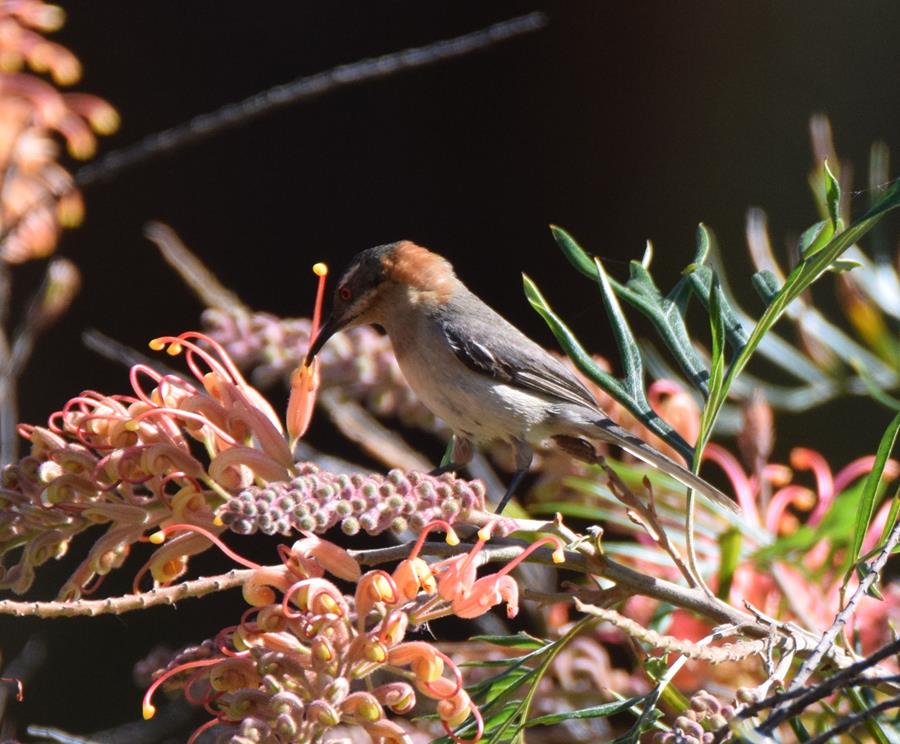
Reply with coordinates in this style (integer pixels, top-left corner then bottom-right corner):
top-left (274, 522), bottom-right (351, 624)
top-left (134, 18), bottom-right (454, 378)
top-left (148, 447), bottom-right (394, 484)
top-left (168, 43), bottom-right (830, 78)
top-left (522, 272), bottom-right (693, 460)
top-left (593, 256), bottom-right (645, 402)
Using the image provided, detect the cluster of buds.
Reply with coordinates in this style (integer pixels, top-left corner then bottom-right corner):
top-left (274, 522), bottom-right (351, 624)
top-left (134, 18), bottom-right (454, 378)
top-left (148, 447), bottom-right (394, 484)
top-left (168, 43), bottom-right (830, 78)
top-left (652, 689), bottom-right (736, 744)
top-left (0, 0), bottom-right (118, 262)
top-left (218, 463), bottom-right (497, 538)
top-left (143, 522), bottom-right (565, 743)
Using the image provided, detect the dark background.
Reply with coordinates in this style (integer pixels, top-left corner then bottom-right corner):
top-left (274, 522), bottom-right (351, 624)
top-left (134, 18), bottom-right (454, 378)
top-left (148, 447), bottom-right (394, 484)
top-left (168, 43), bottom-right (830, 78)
top-left (3, 1), bottom-right (899, 738)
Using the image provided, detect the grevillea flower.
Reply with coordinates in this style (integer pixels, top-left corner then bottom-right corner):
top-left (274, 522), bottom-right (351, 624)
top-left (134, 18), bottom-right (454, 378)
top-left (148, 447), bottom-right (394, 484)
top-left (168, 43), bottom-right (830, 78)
top-left (0, 1), bottom-right (118, 262)
top-left (140, 523), bottom-right (493, 743)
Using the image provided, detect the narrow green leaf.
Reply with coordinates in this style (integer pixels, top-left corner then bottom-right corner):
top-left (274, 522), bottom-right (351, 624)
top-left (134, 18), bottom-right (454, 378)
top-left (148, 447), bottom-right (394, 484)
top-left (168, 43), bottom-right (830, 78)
top-left (523, 273), bottom-right (693, 460)
top-left (523, 697), bottom-right (644, 727)
top-left (469, 633), bottom-right (546, 650)
top-left (551, 224), bottom-right (595, 278)
top-left (824, 159), bottom-right (842, 229)
top-left (522, 273), bottom-right (624, 397)
top-left (701, 178), bottom-right (900, 451)
top-left (716, 528), bottom-right (742, 599)
top-left (877, 485), bottom-right (900, 548)
top-left (798, 219), bottom-right (834, 260)
top-left (593, 256), bottom-right (645, 402)
top-left (697, 275), bottom-right (726, 452)
top-left (843, 412), bottom-right (900, 584)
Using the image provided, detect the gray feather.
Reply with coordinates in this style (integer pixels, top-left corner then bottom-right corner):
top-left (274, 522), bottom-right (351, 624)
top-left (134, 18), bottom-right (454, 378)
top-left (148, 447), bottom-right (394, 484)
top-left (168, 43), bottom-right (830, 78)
top-left (436, 288), bottom-right (599, 410)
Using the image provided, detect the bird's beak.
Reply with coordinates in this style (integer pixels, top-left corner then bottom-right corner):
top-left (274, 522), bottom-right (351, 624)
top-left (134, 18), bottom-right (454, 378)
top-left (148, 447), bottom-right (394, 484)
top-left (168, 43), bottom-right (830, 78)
top-left (305, 313), bottom-right (343, 366)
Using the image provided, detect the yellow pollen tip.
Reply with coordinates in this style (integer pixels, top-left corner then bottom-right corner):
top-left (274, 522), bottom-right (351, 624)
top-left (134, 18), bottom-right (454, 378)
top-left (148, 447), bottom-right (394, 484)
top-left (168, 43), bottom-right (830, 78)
top-left (477, 526), bottom-right (492, 541)
top-left (445, 529), bottom-right (460, 546)
top-left (212, 514), bottom-right (224, 527)
top-left (124, 420), bottom-right (140, 432)
top-left (552, 548), bottom-right (565, 564)
top-left (166, 343), bottom-right (183, 356)
top-left (142, 702), bottom-right (156, 720)
top-left (312, 262), bottom-right (328, 277)
top-left (148, 531), bottom-right (166, 545)
top-left (148, 338), bottom-right (166, 351)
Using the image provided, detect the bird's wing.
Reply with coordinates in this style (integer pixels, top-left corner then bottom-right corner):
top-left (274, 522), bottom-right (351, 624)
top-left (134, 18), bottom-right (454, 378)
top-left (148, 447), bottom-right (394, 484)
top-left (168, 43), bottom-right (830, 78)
top-left (436, 293), bottom-right (600, 410)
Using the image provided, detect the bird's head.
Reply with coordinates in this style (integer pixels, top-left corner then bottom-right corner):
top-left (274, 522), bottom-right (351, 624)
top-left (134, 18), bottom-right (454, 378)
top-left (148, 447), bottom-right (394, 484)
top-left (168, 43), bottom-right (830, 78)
top-left (305, 240), bottom-right (456, 364)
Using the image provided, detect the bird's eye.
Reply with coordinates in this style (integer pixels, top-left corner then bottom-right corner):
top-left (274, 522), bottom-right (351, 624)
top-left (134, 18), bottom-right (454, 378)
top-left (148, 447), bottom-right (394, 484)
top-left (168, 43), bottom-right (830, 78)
top-left (338, 286), bottom-right (352, 301)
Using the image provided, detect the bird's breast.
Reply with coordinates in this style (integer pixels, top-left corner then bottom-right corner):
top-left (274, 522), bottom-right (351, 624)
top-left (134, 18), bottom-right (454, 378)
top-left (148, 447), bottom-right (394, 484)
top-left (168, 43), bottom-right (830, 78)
top-left (388, 317), bottom-right (549, 444)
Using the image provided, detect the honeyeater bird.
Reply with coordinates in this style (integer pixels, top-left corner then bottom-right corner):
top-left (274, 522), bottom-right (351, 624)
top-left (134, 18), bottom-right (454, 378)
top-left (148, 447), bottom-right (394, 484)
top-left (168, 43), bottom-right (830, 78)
top-left (305, 240), bottom-right (738, 515)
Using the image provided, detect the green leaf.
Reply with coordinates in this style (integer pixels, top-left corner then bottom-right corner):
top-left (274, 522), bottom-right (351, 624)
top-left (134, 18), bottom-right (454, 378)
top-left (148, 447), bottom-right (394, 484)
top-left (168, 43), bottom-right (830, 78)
top-left (829, 258), bottom-right (861, 273)
top-left (550, 225), bottom-right (710, 395)
top-left (522, 272), bottom-right (624, 397)
top-left (551, 224), bottom-right (595, 278)
top-left (469, 633), bottom-right (546, 650)
top-left (593, 256), bottom-right (646, 402)
top-left (522, 272), bottom-right (693, 460)
top-left (751, 269), bottom-right (781, 303)
top-left (798, 219), bottom-right (834, 260)
top-left (877, 485), bottom-right (900, 549)
top-left (700, 177), bottom-right (900, 453)
top-left (697, 275), bottom-right (726, 451)
top-left (716, 528), bottom-right (742, 599)
top-left (523, 697), bottom-right (644, 727)
top-left (843, 412), bottom-right (900, 584)
top-left (824, 159), bottom-right (842, 229)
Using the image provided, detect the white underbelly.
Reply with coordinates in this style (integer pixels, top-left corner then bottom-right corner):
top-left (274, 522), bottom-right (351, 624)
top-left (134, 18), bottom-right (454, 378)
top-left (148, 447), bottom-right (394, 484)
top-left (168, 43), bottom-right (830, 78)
top-left (393, 336), bottom-right (548, 445)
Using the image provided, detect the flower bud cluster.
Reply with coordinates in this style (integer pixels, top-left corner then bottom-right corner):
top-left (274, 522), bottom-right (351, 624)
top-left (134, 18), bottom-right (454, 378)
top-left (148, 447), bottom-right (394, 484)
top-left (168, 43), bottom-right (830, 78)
top-left (0, 1), bottom-right (118, 262)
top-left (203, 309), bottom-right (437, 430)
top-left (652, 689), bottom-right (736, 743)
top-left (218, 463), bottom-right (493, 537)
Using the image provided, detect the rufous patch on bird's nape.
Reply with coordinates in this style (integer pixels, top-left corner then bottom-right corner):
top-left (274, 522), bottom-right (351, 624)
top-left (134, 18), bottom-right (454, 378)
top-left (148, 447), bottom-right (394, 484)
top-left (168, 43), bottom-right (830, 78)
top-left (381, 241), bottom-right (455, 304)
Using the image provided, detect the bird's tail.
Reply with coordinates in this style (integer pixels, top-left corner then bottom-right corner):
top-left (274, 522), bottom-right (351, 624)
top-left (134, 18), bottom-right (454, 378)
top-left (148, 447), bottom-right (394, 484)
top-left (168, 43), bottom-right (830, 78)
top-left (588, 416), bottom-right (740, 514)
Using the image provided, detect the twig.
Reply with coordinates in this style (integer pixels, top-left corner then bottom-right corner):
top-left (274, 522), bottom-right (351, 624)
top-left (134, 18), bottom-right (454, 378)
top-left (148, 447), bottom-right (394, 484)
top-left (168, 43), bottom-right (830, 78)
top-left (786, 517), bottom-right (900, 693)
top-left (803, 694), bottom-right (900, 744)
top-left (0, 569), bottom-right (250, 617)
top-left (73, 13), bottom-right (547, 188)
top-left (573, 598), bottom-right (767, 663)
top-left (25, 727), bottom-right (100, 744)
top-left (739, 636), bottom-right (900, 730)
top-left (144, 222), bottom-right (246, 312)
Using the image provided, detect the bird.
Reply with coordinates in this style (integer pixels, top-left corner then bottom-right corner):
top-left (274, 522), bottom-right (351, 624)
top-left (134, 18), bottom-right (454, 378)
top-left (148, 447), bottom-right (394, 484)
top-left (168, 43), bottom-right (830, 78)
top-left (305, 240), bottom-right (738, 515)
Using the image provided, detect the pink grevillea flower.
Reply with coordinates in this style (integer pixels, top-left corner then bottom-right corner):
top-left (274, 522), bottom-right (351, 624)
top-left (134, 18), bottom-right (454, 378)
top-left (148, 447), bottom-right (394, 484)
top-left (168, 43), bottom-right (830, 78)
top-left (142, 523), bottom-right (482, 744)
top-left (0, 3), bottom-right (118, 263)
top-left (286, 263), bottom-right (327, 446)
top-left (0, 328), bottom-right (318, 596)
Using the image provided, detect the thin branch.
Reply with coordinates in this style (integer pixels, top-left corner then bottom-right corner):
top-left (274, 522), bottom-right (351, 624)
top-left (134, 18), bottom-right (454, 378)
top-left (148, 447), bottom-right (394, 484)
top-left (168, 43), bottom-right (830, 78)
top-left (73, 13), bottom-right (547, 188)
top-left (803, 694), bottom-right (900, 744)
top-left (0, 569), bottom-right (250, 617)
top-left (573, 597), bottom-right (767, 663)
top-left (787, 517), bottom-right (900, 692)
top-left (143, 222), bottom-right (246, 311)
top-left (741, 636), bottom-right (900, 731)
